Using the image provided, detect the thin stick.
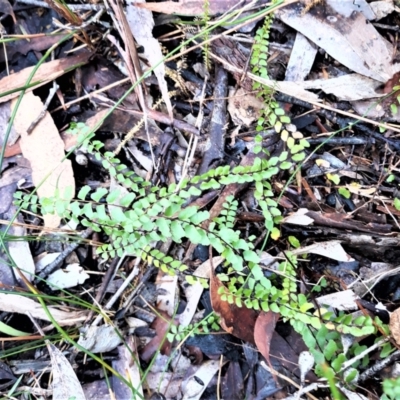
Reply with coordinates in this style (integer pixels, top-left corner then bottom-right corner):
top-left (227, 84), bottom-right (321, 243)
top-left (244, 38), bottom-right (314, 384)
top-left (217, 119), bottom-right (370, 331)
top-left (91, 253), bottom-right (141, 326)
top-left (27, 82), bottom-right (59, 134)
top-left (16, 0), bottom-right (104, 11)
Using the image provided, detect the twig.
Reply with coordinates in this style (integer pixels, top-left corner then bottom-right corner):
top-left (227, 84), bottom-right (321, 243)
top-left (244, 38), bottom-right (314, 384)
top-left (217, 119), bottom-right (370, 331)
top-left (319, 111), bottom-right (400, 151)
top-left (37, 228), bottom-right (93, 279)
top-left (260, 361), bottom-right (322, 400)
top-left (52, 8), bottom-right (105, 30)
top-left (115, 264), bottom-right (156, 320)
top-left (91, 253), bottom-right (142, 326)
top-left (197, 66), bottom-right (228, 175)
top-left (85, 256), bottom-right (121, 322)
top-left (51, 77), bottom-right (130, 113)
top-left (27, 82), bottom-right (59, 134)
top-left (306, 137), bottom-right (369, 146)
top-left (16, 0), bottom-right (104, 11)
top-left (340, 337), bottom-right (389, 374)
top-left (358, 349), bottom-right (400, 383)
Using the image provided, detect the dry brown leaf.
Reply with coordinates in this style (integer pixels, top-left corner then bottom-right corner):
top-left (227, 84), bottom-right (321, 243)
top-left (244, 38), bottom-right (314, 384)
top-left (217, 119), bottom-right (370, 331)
top-left (0, 52), bottom-right (90, 104)
top-left (390, 307), bottom-right (400, 346)
top-left (140, 310), bottom-right (174, 362)
top-left (210, 265), bottom-right (257, 344)
top-left (285, 32), bottom-right (318, 81)
top-left (11, 92), bottom-right (75, 228)
top-left (133, 0), bottom-right (270, 16)
top-left (254, 311), bottom-right (279, 380)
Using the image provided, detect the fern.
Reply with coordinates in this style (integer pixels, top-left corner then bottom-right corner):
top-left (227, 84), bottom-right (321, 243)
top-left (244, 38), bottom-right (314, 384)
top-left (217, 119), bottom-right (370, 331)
top-left (250, 7), bottom-right (309, 162)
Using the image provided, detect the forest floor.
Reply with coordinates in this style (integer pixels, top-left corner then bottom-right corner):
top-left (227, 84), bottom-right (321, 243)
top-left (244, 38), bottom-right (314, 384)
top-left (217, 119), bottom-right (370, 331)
top-left (1, 0), bottom-right (400, 399)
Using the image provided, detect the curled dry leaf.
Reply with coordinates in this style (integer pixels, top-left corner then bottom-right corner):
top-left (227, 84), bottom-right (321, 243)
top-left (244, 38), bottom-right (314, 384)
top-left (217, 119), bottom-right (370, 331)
top-left (140, 309), bottom-right (175, 362)
top-left (254, 311), bottom-right (279, 380)
top-left (316, 289), bottom-right (360, 311)
top-left (227, 87), bottom-right (264, 127)
top-left (390, 307), bottom-right (400, 346)
top-left (11, 92), bottom-right (75, 228)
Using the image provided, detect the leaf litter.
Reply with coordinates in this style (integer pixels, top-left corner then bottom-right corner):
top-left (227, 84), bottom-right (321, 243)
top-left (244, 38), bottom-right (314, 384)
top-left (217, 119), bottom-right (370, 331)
top-left (0, 0), bottom-right (400, 399)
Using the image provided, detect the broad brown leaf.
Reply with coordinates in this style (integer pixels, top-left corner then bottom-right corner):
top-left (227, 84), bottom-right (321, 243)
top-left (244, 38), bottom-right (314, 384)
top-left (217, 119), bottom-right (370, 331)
top-left (210, 266), bottom-right (257, 344)
top-left (390, 308), bottom-right (400, 346)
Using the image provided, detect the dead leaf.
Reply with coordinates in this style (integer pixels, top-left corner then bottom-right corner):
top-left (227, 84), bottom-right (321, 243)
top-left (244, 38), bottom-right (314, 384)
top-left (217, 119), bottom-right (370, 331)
top-left (133, 0), bottom-right (270, 16)
top-left (301, 74), bottom-right (385, 101)
top-left (126, 0), bottom-right (173, 120)
top-left (390, 308), bottom-right (400, 346)
top-left (140, 310), bottom-right (174, 362)
top-left (221, 361), bottom-right (244, 400)
top-left (78, 325), bottom-right (122, 353)
top-left (0, 52), bottom-right (90, 104)
top-left (346, 184), bottom-right (377, 197)
top-left (179, 257), bottom-right (222, 327)
top-left (182, 360), bottom-right (227, 400)
top-left (254, 311), bottom-right (279, 379)
top-left (227, 87), bottom-right (264, 126)
top-left (0, 166), bottom-right (32, 213)
top-left (146, 372), bottom-right (182, 399)
top-left (8, 223), bottom-right (35, 284)
top-left (156, 273), bottom-right (178, 317)
top-left (316, 289), bottom-right (360, 311)
top-left (370, 0), bottom-right (396, 20)
top-left (47, 264), bottom-right (90, 290)
top-left (292, 240), bottom-right (354, 262)
top-left (0, 293), bottom-right (87, 326)
top-left (210, 265), bottom-right (258, 344)
top-left (285, 33), bottom-right (318, 81)
top-left (0, 35), bottom-right (62, 63)
top-left (48, 343), bottom-right (86, 400)
top-left (0, 102), bottom-right (21, 146)
top-left (112, 336), bottom-right (143, 399)
top-left (282, 208), bottom-right (315, 226)
top-left (279, 2), bottom-right (394, 82)
top-left (11, 92), bottom-right (75, 228)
